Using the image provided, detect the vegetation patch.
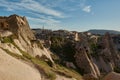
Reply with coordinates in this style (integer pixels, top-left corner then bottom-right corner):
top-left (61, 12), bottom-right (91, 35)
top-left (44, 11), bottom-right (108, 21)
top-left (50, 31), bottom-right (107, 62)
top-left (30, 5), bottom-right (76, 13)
top-left (1, 37), bottom-right (13, 43)
top-left (90, 43), bottom-right (99, 58)
top-left (114, 67), bottom-right (120, 73)
top-left (53, 64), bottom-right (83, 80)
top-left (0, 47), bottom-right (27, 61)
top-left (50, 36), bottom-right (75, 62)
top-left (0, 34), bottom-right (18, 43)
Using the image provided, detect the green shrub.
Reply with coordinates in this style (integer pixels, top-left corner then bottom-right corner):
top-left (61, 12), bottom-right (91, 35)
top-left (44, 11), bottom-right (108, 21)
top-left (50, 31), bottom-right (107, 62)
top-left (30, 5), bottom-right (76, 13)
top-left (90, 43), bottom-right (99, 57)
top-left (47, 72), bottom-right (56, 80)
top-left (50, 36), bottom-right (64, 53)
top-left (50, 36), bottom-right (75, 62)
top-left (62, 41), bottom-right (75, 61)
top-left (1, 37), bottom-right (13, 43)
top-left (114, 67), bottom-right (120, 73)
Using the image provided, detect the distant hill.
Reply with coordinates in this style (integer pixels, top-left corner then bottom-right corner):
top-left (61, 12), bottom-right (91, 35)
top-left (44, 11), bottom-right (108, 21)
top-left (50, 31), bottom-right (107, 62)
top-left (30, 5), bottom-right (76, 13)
top-left (87, 29), bottom-right (120, 35)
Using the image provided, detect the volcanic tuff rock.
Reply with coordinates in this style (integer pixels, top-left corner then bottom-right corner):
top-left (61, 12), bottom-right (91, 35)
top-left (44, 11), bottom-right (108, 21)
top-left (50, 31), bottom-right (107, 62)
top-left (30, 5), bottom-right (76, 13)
top-left (102, 33), bottom-right (120, 67)
top-left (74, 32), bottom-right (120, 79)
top-left (0, 14), bottom-right (86, 80)
top-left (92, 32), bottom-right (120, 73)
top-left (1, 14), bottom-right (120, 80)
top-left (33, 27), bottom-right (120, 79)
top-left (0, 14), bottom-right (53, 61)
top-left (0, 14), bottom-right (54, 80)
top-left (75, 37), bottom-right (100, 79)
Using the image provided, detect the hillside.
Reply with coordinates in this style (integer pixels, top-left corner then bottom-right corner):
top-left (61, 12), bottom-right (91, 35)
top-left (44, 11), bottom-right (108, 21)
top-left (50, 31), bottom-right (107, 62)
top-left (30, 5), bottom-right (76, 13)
top-left (0, 14), bottom-right (83, 80)
top-left (33, 28), bottom-right (120, 80)
top-left (0, 14), bottom-right (120, 80)
top-left (87, 29), bottom-right (120, 35)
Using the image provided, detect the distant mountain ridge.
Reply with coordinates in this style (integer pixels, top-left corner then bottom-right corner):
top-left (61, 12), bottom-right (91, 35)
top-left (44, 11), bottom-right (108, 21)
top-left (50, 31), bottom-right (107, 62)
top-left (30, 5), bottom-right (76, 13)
top-left (87, 29), bottom-right (120, 35)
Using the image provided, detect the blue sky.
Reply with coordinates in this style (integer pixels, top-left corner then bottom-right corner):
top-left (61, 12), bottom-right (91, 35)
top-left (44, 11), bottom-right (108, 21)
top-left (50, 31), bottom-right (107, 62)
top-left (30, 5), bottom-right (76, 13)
top-left (0, 0), bottom-right (120, 31)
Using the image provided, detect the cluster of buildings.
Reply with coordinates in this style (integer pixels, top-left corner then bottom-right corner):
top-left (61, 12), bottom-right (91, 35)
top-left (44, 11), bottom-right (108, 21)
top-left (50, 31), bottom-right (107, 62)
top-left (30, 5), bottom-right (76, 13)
top-left (32, 28), bottom-right (80, 48)
top-left (32, 28), bottom-right (80, 41)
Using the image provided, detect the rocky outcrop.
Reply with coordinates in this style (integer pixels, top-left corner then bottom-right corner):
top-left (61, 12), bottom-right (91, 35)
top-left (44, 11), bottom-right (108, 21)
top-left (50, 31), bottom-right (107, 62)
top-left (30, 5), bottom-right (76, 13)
top-left (0, 14), bottom-right (53, 62)
top-left (0, 14), bottom-right (55, 80)
top-left (92, 33), bottom-right (120, 73)
top-left (1, 14), bottom-right (120, 80)
top-left (102, 33), bottom-right (120, 68)
top-left (75, 41), bottom-right (100, 79)
top-left (74, 32), bottom-right (120, 79)
top-left (0, 14), bottom-right (84, 80)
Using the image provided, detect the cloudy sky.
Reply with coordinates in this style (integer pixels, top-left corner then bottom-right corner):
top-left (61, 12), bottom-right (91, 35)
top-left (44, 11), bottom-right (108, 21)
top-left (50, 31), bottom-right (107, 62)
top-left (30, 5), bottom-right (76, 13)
top-left (0, 0), bottom-right (120, 31)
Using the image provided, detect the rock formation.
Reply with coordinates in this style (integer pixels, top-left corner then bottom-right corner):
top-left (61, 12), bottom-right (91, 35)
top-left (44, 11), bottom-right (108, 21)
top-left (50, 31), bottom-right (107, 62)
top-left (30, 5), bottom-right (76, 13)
top-left (0, 14), bottom-right (54, 80)
top-left (74, 32), bottom-right (120, 79)
top-left (1, 14), bottom-right (120, 80)
top-left (0, 14), bottom-right (84, 80)
top-left (74, 36), bottom-right (100, 79)
top-left (0, 14), bottom-right (53, 62)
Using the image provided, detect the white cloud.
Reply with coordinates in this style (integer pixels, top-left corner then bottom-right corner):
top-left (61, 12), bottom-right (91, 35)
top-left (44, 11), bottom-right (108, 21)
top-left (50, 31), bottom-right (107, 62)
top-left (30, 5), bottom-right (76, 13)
top-left (27, 16), bottom-right (60, 28)
top-left (27, 16), bottom-right (62, 29)
top-left (0, 0), bottom-right (64, 18)
top-left (20, 0), bottom-right (64, 18)
top-left (6, 7), bottom-right (14, 11)
top-left (0, 0), bottom-right (63, 28)
top-left (82, 5), bottom-right (91, 13)
top-left (77, 0), bottom-right (92, 13)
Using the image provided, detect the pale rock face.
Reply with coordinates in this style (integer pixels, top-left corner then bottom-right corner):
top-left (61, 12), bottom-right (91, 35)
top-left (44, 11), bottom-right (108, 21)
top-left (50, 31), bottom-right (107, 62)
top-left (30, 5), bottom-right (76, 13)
top-left (15, 15), bottom-right (53, 62)
top-left (0, 14), bottom-right (82, 80)
top-left (0, 14), bottom-right (53, 62)
top-left (95, 33), bottom-right (120, 73)
top-left (0, 14), bottom-right (55, 80)
top-left (75, 51), bottom-right (100, 79)
top-left (92, 57), bottom-right (114, 73)
top-left (0, 43), bottom-right (22, 55)
top-left (74, 34), bottom-right (101, 79)
top-left (0, 48), bottom-right (41, 80)
top-left (0, 30), bottom-right (12, 37)
top-left (96, 57), bottom-right (113, 72)
top-left (13, 39), bottom-right (26, 51)
top-left (92, 63), bottom-right (101, 77)
top-left (103, 33), bottom-right (120, 67)
top-left (28, 44), bottom-right (54, 63)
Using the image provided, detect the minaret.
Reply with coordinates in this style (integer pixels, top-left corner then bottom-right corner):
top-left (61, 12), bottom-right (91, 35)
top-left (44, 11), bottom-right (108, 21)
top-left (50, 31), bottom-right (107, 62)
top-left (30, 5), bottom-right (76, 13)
top-left (42, 25), bottom-right (44, 30)
top-left (42, 25), bottom-right (44, 33)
